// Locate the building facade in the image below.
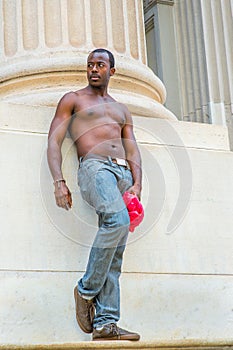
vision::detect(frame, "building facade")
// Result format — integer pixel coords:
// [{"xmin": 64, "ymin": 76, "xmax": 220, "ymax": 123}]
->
[
  {"xmin": 144, "ymin": 0, "xmax": 233, "ymax": 148},
  {"xmin": 0, "ymin": 0, "xmax": 233, "ymax": 348}
]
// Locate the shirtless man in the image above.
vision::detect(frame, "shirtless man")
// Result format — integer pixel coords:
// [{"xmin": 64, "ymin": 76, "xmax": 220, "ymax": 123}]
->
[{"xmin": 47, "ymin": 48, "xmax": 142, "ymax": 341}]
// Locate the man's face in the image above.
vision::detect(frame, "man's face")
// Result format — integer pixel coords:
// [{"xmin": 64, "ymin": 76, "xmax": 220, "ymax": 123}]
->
[{"xmin": 87, "ymin": 52, "xmax": 115, "ymax": 87}]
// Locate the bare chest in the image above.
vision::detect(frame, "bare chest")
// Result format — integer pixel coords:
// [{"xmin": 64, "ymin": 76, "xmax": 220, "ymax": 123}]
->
[{"xmin": 70, "ymin": 102, "xmax": 126, "ymax": 137}]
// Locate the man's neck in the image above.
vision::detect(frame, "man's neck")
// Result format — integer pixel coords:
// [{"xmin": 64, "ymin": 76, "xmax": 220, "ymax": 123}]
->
[{"xmin": 87, "ymin": 84, "xmax": 109, "ymax": 97}]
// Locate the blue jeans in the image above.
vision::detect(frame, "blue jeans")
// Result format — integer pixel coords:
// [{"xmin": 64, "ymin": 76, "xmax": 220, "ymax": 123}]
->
[{"xmin": 77, "ymin": 157, "xmax": 133, "ymax": 328}]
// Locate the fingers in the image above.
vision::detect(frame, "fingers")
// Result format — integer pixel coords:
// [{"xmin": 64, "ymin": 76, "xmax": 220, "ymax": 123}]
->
[
  {"xmin": 65, "ymin": 192, "xmax": 72, "ymax": 210},
  {"xmin": 56, "ymin": 196, "xmax": 72, "ymax": 210},
  {"xmin": 67, "ymin": 190, "xmax": 72, "ymax": 208},
  {"xmin": 127, "ymin": 186, "xmax": 141, "ymax": 201},
  {"xmin": 54, "ymin": 188, "xmax": 72, "ymax": 210},
  {"xmin": 55, "ymin": 196, "xmax": 67, "ymax": 209}
]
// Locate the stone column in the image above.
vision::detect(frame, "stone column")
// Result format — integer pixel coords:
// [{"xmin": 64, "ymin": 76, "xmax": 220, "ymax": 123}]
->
[
  {"xmin": 0, "ymin": 0, "xmax": 175, "ymax": 120},
  {"xmin": 174, "ymin": 0, "xmax": 233, "ymax": 131},
  {"xmin": 144, "ymin": 0, "xmax": 183, "ymax": 118}
]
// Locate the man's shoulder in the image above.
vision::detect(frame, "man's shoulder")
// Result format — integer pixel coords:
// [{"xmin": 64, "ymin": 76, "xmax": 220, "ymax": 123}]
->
[
  {"xmin": 61, "ymin": 89, "xmax": 85, "ymax": 101},
  {"xmin": 106, "ymin": 97, "xmax": 129, "ymax": 112},
  {"xmin": 58, "ymin": 88, "xmax": 88, "ymax": 108},
  {"xmin": 59, "ymin": 91, "xmax": 76, "ymax": 104},
  {"xmin": 117, "ymin": 101, "xmax": 130, "ymax": 115}
]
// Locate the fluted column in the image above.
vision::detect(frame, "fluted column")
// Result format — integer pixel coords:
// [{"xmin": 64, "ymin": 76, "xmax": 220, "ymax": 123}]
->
[
  {"xmin": 174, "ymin": 0, "xmax": 233, "ymax": 128},
  {"xmin": 0, "ymin": 0, "xmax": 176, "ymax": 120}
]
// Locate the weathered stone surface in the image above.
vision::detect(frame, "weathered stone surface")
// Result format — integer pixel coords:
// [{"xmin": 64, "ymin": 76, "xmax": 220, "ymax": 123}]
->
[{"xmin": 0, "ymin": 104, "xmax": 233, "ymax": 345}]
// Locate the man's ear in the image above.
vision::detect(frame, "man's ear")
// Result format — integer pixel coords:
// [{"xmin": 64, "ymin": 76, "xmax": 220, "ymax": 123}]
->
[{"xmin": 110, "ymin": 68, "xmax": 115, "ymax": 76}]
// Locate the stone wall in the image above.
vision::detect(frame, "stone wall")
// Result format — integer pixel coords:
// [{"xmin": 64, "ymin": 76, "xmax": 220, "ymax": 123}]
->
[{"xmin": 0, "ymin": 102, "xmax": 233, "ymax": 345}]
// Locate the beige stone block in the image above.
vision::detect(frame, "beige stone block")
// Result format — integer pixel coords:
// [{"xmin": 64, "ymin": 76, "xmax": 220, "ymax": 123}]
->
[
  {"xmin": 0, "ymin": 130, "xmax": 89, "ymax": 272},
  {"xmin": 124, "ymin": 143, "xmax": 233, "ymax": 273},
  {"xmin": 0, "ymin": 271, "xmax": 233, "ymax": 344},
  {"xmin": 0, "ymin": 271, "xmax": 85, "ymax": 344},
  {"xmin": 0, "ymin": 102, "xmax": 54, "ymax": 134},
  {"xmin": 0, "ymin": 103, "xmax": 229, "ymax": 150},
  {"xmin": 133, "ymin": 117, "xmax": 230, "ymax": 151},
  {"xmin": 121, "ymin": 273, "xmax": 233, "ymax": 341},
  {"xmin": 1, "ymin": 127, "xmax": 233, "ymax": 277}
]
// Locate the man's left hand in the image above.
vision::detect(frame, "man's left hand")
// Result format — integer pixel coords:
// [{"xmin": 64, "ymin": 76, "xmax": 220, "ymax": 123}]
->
[{"xmin": 127, "ymin": 184, "xmax": 141, "ymax": 201}]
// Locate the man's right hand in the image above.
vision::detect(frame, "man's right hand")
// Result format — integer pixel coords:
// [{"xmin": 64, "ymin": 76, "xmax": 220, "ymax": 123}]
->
[{"xmin": 54, "ymin": 181, "xmax": 72, "ymax": 210}]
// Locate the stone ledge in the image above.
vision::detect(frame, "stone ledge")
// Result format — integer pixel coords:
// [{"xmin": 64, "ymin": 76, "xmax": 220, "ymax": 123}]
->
[
  {"xmin": 0, "ymin": 102, "xmax": 230, "ymax": 151},
  {"xmin": 1, "ymin": 339, "xmax": 233, "ymax": 350}
]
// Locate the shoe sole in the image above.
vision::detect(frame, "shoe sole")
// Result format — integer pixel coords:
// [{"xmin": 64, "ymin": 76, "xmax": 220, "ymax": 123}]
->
[
  {"xmin": 93, "ymin": 337, "xmax": 140, "ymax": 341},
  {"xmin": 93, "ymin": 335, "xmax": 140, "ymax": 341},
  {"xmin": 74, "ymin": 287, "xmax": 94, "ymax": 334}
]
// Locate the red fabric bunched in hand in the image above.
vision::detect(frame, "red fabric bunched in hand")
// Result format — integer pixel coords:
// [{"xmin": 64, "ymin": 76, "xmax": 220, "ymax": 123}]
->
[{"xmin": 123, "ymin": 191, "xmax": 144, "ymax": 232}]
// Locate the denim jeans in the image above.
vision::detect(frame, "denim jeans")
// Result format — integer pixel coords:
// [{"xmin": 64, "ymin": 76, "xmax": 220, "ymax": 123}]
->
[{"xmin": 77, "ymin": 157, "xmax": 133, "ymax": 328}]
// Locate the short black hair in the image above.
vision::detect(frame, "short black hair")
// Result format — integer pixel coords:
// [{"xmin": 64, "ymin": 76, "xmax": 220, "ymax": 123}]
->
[{"xmin": 90, "ymin": 48, "xmax": 115, "ymax": 68}]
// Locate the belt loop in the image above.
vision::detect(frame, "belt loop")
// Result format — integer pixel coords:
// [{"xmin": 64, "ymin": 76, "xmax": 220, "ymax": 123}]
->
[
  {"xmin": 107, "ymin": 155, "xmax": 112, "ymax": 164},
  {"xmin": 79, "ymin": 156, "xmax": 83, "ymax": 168}
]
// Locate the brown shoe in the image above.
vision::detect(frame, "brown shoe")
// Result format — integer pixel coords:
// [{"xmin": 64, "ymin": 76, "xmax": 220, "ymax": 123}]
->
[
  {"xmin": 92, "ymin": 323, "xmax": 140, "ymax": 341},
  {"xmin": 74, "ymin": 286, "xmax": 95, "ymax": 333}
]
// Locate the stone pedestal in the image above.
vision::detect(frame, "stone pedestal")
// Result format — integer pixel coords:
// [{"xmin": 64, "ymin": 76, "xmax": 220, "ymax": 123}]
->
[{"xmin": 0, "ymin": 102, "xmax": 233, "ymax": 346}]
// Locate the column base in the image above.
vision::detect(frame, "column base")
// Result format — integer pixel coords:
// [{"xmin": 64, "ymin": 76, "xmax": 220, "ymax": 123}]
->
[{"xmin": 0, "ymin": 51, "xmax": 176, "ymax": 120}]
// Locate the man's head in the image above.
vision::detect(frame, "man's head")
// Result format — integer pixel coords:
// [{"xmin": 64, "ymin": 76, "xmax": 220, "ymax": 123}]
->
[
  {"xmin": 87, "ymin": 48, "xmax": 115, "ymax": 88},
  {"xmin": 90, "ymin": 48, "xmax": 115, "ymax": 68}
]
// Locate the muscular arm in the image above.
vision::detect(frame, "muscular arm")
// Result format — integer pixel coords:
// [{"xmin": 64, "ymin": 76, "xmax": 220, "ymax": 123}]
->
[
  {"xmin": 122, "ymin": 108, "xmax": 142, "ymax": 199},
  {"xmin": 47, "ymin": 93, "xmax": 75, "ymax": 209}
]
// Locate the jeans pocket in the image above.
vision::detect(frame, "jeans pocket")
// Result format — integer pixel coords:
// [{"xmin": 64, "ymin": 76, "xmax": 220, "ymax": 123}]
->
[{"xmin": 117, "ymin": 170, "xmax": 133, "ymax": 194}]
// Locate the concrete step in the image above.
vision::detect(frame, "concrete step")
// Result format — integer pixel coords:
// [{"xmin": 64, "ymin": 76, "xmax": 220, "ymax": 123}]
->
[{"xmin": 1, "ymin": 340, "xmax": 233, "ymax": 350}]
